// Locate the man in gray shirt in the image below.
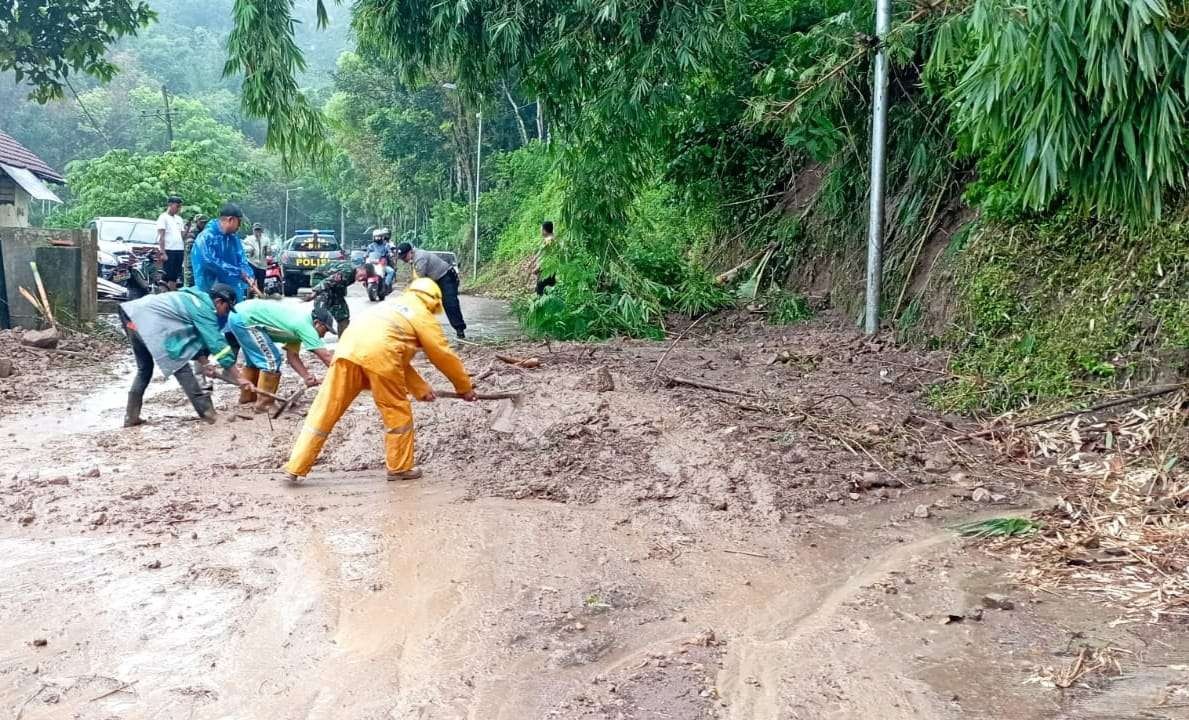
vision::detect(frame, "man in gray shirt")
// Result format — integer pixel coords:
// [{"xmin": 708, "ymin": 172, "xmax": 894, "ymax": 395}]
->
[{"xmin": 396, "ymin": 241, "xmax": 467, "ymax": 339}]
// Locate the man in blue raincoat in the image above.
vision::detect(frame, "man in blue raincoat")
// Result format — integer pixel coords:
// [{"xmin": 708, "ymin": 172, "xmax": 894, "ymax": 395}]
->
[{"xmin": 192, "ymin": 203, "xmax": 255, "ymax": 301}]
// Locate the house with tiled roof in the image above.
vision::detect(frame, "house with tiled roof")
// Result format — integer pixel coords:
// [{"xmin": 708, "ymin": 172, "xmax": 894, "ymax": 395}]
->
[{"xmin": 0, "ymin": 130, "xmax": 64, "ymax": 228}]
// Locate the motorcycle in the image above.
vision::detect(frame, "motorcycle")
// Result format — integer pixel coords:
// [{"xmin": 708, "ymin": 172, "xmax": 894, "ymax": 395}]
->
[
  {"xmin": 263, "ymin": 256, "xmax": 284, "ymax": 297},
  {"xmin": 115, "ymin": 248, "xmax": 166, "ymax": 301},
  {"xmin": 365, "ymin": 255, "xmax": 393, "ymax": 302}
]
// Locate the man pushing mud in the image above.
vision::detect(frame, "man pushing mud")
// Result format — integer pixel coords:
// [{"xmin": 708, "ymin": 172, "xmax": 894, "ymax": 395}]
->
[
  {"xmin": 119, "ymin": 283, "xmax": 252, "ymax": 426},
  {"xmin": 283, "ymin": 277, "xmax": 477, "ymax": 483}
]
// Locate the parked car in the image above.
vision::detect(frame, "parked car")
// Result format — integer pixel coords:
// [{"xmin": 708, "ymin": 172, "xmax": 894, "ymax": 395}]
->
[
  {"xmin": 276, "ymin": 230, "xmax": 346, "ymax": 296},
  {"xmin": 91, "ymin": 216, "xmax": 158, "ymax": 279}
]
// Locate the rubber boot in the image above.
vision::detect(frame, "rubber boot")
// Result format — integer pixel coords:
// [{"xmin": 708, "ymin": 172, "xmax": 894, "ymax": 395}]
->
[
  {"xmin": 124, "ymin": 391, "xmax": 145, "ymax": 427},
  {"xmin": 387, "ymin": 467, "xmax": 423, "ymax": 481},
  {"xmin": 255, "ymin": 371, "xmax": 281, "ymax": 414},
  {"xmin": 176, "ymin": 366, "xmax": 217, "ymax": 423},
  {"xmin": 239, "ymin": 367, "xmax": 260, "ymax": 404}
]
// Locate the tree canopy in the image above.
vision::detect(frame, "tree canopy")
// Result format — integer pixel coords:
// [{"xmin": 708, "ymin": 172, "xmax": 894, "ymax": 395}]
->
[{"xmin": 0, "ymin": 0, "xmax": 156, "ymax": 102}]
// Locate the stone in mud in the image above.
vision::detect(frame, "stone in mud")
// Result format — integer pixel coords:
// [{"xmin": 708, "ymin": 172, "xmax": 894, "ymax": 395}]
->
[
  {"xmin": 90, "ymin": 512, "xmax": 108, "ymax": 527},
  {"xmin": 19, "ymin": 512, "xmax": 35, "ymax": 526},
  {"xmin": 21, "ymin": 327, "xmax": 61, "ymax": 349},
  {"xmin": 31, "ymin": 638, "xmax": 47, "ymax": 647},
  {"xmin": 582, "ymin": 366, "xmax": 616, "ymax": 392},
  {"xmin": 82, "ymin": 466, "xmax": 101, "ymax": 479},
  {"xmin": 913, "ymin": 504, "xmax": 931, "ymax": 519},
  {"xmin": 971, "ymin": 487, "xmax": 992, "ymax": 503},
  {"xmin": 923, "ymin": 453, "xmax": 952, "ymax": 473},
  {"xmin": 0, "ymin": 358, "xmax": 12, "ymax": 378},
  {"xmin": 981, "ymin": 593, "xmax": 1014, "ymax": 611}
]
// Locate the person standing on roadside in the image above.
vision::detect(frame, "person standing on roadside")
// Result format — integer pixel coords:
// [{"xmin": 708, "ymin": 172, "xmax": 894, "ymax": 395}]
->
[
  {"xmin": 532, "ymin": 221, "xmax": 557, "ymax": 296},
  {"xmin": 192, "ymin": 203, "xmax": 255, "ymax": 302},
  {"xmin": 183, "ymin": 213, "xmax": 208, "ymax": 288},
  {"xmin": 157, "ymin": 195, "xmax": 186, "ymax": 290},
  {"xmin": 395, "ymin": 241, "xmax": 467, "ymax": 339}
]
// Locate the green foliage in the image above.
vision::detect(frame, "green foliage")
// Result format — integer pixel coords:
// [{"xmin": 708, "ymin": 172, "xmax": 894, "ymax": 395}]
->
[
  {"xmin": 0, "ymin": 0, "xmax": 156, "ymax": 102},
  {"xmin": 767, "ymin": 293, "xmax": 813, "ymax": 326},
  {"xmin": 933, "ymin": 215, "xmax": 1189, "ymax": 412},
  {"xmin": 46, "ymin": 142, "xmax": 257, "ymax": 226},
  {"xmin": 931, "ymin": 0, "xmax": 1189, "ymax": 223},
  {"xmin": 950, "ymin": 517, "xmax": 1039, "ymax": 539},
  {"xmin": 225, "ymin": 0, "xmax": 331, "ymax": 163}
]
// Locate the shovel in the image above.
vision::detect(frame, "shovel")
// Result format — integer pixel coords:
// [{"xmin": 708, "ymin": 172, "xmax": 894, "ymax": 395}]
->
[
  {"xmin": 437, "ymin": 390, "xmax": 524, "ymax": 434},
  {"xmin": 213, "ymin": 369, "xmax": 306, "ymax": 419}
]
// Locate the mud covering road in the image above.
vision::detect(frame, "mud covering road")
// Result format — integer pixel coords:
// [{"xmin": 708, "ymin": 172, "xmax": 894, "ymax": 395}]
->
[{"xmin": 1, "ymin": 298, "xmax": 1185, "ymax": 719}]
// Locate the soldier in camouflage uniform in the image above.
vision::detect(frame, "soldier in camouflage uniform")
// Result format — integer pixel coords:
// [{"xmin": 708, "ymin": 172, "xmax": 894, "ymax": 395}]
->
[
  {"xmin": 305, "ymin": 259, "xmax": 358, "ymax": 336},
  {"xmin": 182, "ymin": 214, "xmax": 208, "ymax": 288}
]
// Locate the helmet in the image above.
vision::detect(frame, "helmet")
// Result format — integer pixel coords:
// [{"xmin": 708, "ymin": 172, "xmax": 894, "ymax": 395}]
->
[
  {"xmin": 407, "ymin": 277, "xmax": 442, "ymax": 314},
  {"xmin": 252, "ymin": 223, "xmax": 264, "ymax": 232},
  {"xmin": 372, "ymin": 227, "xmax": 391, "ymax": 241}
]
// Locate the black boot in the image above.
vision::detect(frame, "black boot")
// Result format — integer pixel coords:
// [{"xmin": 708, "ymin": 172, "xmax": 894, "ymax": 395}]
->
[
  {"xmin": 124, "ymin": 391, "xmax": 145, "ymax": 427},
  {"xmin": 175, "ymin": 365, "xmax": 217, "ymax": 423}
]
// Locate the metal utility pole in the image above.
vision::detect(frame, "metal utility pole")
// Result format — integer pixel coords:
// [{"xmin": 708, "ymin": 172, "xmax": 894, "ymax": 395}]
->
[
  {"xmin": 864, "ymin": 0, "xmax": 891, "ymax": 335},
  {"xmin": 473, "ymin": 110, "xmax": 482, "ymax": 279},
  {"xmin": 340, "ymin": 203, "xmax": 345, "ymax": 242}
]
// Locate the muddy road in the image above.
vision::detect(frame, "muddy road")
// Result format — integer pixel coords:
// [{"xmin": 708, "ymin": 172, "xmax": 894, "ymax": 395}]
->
[{"xmin": 1, "ymin": 299, "xmax": 1184, "ymax": 719}]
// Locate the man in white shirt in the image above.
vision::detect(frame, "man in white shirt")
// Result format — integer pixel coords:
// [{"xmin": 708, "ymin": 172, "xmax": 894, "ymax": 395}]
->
[{"xmin": 157, "ymin": 195, "xmax": 186, "ymax": 290}]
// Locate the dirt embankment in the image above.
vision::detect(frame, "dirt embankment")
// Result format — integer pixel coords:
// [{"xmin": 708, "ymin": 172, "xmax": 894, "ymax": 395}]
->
[{"xmin": 1, "ymin": 312, "xmax": 1185, "ymax": 720}]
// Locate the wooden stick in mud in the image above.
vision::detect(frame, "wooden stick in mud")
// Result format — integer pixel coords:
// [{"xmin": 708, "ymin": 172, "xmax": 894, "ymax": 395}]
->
[
  {"xmin": 949, "ymin": 383, "xmax": 1187, "ymax": 442},
  {"xmin": 654, "ymin": 312, "xmax": 710, "ymax": 377},
  {"xmin": 496, "ymin": 354, "xmax": 540, "ymax": 369},
  {"xmin": 438, "ymin": 390, "xmax": 523, "ymax": 401},
  {"xmin": 661, "ymin": 375, "xmax": 765, "ymax": 400}
]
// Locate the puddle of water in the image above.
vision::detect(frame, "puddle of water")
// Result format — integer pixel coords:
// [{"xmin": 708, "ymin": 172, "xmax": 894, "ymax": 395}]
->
[{"xmin": 0, "ymin": 358, "xmax": 174, "ymax": 436}]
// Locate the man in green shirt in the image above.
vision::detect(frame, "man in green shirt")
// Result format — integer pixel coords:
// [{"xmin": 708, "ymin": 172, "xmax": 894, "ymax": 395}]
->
[{"xmin": 227, "ymin": 299, "xmax": 336, "ymax": 413}]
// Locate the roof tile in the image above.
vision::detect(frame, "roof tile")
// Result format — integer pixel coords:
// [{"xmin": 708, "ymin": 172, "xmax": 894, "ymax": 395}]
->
[{"xmin": 0, "ymin": 130, "xmax": 64, "ymax": 184}]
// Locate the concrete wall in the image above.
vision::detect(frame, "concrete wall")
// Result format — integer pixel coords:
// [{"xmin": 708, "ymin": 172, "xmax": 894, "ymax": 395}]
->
[
  {"xmin": 0, "ymin": 227, "xmax": 97, "ymax": 329},
  {"xmin": 0, "ymin": 183, "xmax": 31, "ymax": 228}
]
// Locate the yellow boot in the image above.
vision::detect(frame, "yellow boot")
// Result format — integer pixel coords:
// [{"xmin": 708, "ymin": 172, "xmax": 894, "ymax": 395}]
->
[
  {"xmin": 255, "ymin": 371, "xmax": 282, "ymax": 414},
  {"xmin": 239, "ymin": 367, "xmax": 260, "ymax": 404}
]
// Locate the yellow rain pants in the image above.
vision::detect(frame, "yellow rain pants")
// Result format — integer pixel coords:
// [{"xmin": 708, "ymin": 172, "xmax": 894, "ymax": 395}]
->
[
  {"xmin": 284, "ymin": 356, "xmax": 416, "ymax": 475},
  {"xmin": 283, "ymin": 282, "xmax": 473, "ymax": 478}
]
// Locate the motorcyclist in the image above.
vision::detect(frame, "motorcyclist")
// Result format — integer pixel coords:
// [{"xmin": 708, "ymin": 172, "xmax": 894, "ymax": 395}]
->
[{"xmin": 365, "ymin": 228, "xmax": 396, "ymax": 290}]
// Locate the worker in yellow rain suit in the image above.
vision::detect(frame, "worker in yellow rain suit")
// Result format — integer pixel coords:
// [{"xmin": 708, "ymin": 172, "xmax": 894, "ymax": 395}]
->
[{"xmin": 282, "ymin": 277, "xmax": 478, "ymax": 483}]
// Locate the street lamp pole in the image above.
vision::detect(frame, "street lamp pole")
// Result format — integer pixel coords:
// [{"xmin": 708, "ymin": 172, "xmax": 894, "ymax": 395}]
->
[
  {"xmin": 283, "ymin": 186, "xmax": 303, "ymax": 240},
  {"xmin": 473, "ymin": 111, "xmax": 482, "ymax": 279}
]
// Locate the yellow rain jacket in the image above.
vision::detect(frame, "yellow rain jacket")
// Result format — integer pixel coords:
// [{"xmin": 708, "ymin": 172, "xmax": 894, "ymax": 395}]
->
[{"xmin": 284, "ymin": 281, "xmax": 472, "ymax": 477}]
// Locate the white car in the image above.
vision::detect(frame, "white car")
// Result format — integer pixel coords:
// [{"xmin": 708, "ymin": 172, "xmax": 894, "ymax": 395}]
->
[{"xmin": 91, "ymin": 216, "xmax": 159, "ymax": 278}]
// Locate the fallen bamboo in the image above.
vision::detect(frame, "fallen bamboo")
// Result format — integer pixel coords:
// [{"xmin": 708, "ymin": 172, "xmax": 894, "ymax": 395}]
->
[
  {"xmin": 29, "ymin": 261, "xmax": 55, "ymax": 325},
  {"xmin": 496, "ymin": 354, "xmax": 540, "ymax": 369},
  {"xmin": 714, "ymin": 242, "xmax": 777, "ymax": 286},
  {"xmin": 17, "ymin": 286, "xmax": 47, "ymax": 317},
  {"xmin": 949, "ymin": 384, "xmax": 1187, "ymax": 442}
]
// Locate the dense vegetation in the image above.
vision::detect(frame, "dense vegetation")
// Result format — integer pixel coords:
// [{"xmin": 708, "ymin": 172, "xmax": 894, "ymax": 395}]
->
[{"xmin": 4, "ymin": 0, "xmax": 1187, "ymax": 410}]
